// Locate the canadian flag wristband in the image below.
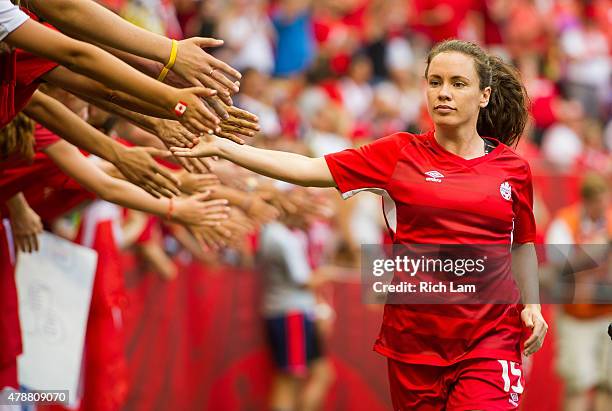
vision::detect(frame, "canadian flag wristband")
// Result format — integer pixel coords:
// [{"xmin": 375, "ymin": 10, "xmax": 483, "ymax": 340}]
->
[{"xmin": 174, "ymin": 101, "xmax": 188, "ymax": 117}]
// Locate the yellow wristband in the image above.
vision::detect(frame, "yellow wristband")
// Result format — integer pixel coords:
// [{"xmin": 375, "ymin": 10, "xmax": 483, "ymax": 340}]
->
[{"xmin": 157, "ymin": 39, "xmax": 178, "ymax": 82}]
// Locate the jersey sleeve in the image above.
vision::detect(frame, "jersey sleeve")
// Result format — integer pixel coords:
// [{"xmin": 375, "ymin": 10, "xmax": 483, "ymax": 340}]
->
[
  {"xmin": 512, "ymin": 163, "xmax": 536, "ymax": 244},
  {"xmin": 324, "ymin": 133, "xmax": 406, "ymax": 199}
]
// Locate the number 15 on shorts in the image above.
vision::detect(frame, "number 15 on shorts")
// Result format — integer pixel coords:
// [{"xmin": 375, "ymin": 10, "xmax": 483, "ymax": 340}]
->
[{"xmin": 498, "ymin": 360, "xmax": 523, "ymax": 406}]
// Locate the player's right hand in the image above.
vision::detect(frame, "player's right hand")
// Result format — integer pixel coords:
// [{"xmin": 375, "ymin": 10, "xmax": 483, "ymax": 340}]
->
[{"xmin": 170, "ymin": 134, "xmax": 221, "ymax": 158}]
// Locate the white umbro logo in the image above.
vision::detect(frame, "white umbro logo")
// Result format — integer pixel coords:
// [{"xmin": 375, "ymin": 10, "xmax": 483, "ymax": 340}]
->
[
  {"xmin": 424, "ymin": 170, "xmax": 444, "ymax": 183},
  {"xmin": 500, "ymin": 181, "xmax": 512, "ymax": 201}
]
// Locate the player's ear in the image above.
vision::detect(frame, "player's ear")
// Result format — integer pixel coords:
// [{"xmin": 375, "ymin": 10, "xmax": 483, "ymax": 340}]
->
[{"xmin": 480, "ymin": 86, "xmax": 491, "ymax": 108}]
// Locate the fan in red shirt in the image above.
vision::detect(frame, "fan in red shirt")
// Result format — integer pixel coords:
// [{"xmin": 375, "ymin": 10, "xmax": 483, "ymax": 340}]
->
[
  {"xmin": 0, "ymin": 10, "xmax": 59, "ymax": 129},
  {"xmin": 410, "ymin": 0, "xmax": 477, "ymax": 44},
  {"xmin": 171, "ymin": 39, "xmax": 548, "ymax": 410}
]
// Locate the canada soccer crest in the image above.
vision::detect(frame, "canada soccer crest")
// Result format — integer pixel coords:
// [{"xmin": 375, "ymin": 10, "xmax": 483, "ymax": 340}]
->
[{"xmin": 500, "ymin": 181, "xmax": 512, "ymax": 201}]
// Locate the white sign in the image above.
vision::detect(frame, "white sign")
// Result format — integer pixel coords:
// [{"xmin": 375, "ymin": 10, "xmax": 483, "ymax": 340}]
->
[{"xmin": 15, "ymin": 232, "xmax": 97, "ymax": 407}]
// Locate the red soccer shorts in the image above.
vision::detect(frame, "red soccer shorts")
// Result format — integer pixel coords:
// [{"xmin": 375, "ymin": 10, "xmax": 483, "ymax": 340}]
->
[{"xmin": 387, "ymin": 357, "xmax": 524, "ymax": 410}]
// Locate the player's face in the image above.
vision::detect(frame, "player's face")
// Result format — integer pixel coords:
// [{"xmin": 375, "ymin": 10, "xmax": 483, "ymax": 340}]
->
[{"xmin": 426, "ymin": 52, "xmax": 490, "ymax": 129}]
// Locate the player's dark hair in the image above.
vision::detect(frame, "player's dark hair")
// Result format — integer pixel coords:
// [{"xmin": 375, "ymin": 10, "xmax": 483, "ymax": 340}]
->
[{"xmin": 425, "ymin": 39, "xmax": 529, "ymax": 147}]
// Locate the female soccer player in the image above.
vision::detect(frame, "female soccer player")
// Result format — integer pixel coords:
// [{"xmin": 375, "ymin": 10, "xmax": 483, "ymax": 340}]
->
[{"xmin": 172, "ymin": 39, "xmax": 549, "ymax": 410}]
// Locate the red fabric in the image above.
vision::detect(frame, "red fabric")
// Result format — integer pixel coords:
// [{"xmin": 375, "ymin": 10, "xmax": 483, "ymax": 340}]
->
[
  {"xmin": 120, "ymin": 208, "xmax": 158, "ymax": 245},
  {"xmin": 0, "ymin": 359, "xmax": 18, "ymax": 390},
  {"xmin": 0, "ymin": 154, "xmax": 93, "ymax": 218},
  {"xmin": 311, "ymin": 17, "xmax": 353, "ymax": 75},
  {"xmin": 75, "ymin": 217, "xmax": 128, "ymax": 411},
  {"xmin": 0, "ymin": 222, "xmax": 21, "ymax": 368},
  {"xmin": 519, "ymin": 304, "xmax": 564, "ymax": 411},
  {"xmin": 25, "ymin": 182, "xmax": 95, "ymax": 223},
  {"xmin": 38, "ymin": 211, "xmax": 128, "ymax": 411},
  {"xmin": 325, "ymin": 131, "xmax": 536, "ymax": 244},
  {"xmin": 134, "ymin": 215, "xmax": 158, "ymax": 244},
  {"xmin": 318, "ymin": 81, "xmax": 343, "ymax": 104},
  {"xmin": 0, "ymin": 11, "xmax": 59, "ymax": 129},
  {"xmin": 0, "ymin": 126, "xmax": 87, "ymax": 387},
  {"xmin": 411, "ymin": 0, "xmax": 476, "ymax": 43},
  {"xmin": 95, "ymin": 0, "xmax": 126, "ymax": 12},
  {"xmin": 73, "ymin": 254, "xmax": 562, "ymax": 410},
  {"xmin": 0, "ymin": 153, "xmax": 54, "ymax": 200},
  {"xmin": 14, "ymin": 48, "xmax": 59, "ymax": 88},
  {"xmin": 324, "ymin": 131, "xmax": 536, "ymax": 366},
  {"xmin": 505, "ymin": 0, "xmax": 550, "ymax": 58},
  {"xmin": 387, "ymin": 357, "xmax": 525, "ymax": 410},
  {"xmin": 0, "ymin": 51, "xmax": 18, "ymax": 129},
  {"xmin": 480, "ymin": 0, "xmax": 504, "ymax": 45},
  {"xmin": 31, "ymin": 123, "xmax": 61, "ymax": 151},
  {"xmin": 0, "ymin": 125, "xmax": 89, "ymax": 208},
  {"xmin": 529, "ymin": 80, "xmax": 559, "ymax": 129},
  {"xmin": 286, "ymin": 311, "xmax": 306, "ymax": 375}
]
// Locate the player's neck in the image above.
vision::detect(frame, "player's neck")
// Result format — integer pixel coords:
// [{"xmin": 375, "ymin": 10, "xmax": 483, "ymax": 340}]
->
[{"xmin": 434, "ymin": 126, "xmax": 485, "ymax": 160}]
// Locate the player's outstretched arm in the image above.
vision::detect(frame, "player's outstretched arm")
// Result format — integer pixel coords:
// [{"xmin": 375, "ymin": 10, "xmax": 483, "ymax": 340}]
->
[{"xmin": 171, "ymin": 136, "xmax": 336, "ymax": 188}]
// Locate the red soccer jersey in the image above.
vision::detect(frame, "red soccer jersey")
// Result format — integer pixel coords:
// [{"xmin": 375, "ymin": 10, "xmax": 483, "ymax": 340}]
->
[{"xmin": 324, "ymin": 131, "xmax": 536, "ymax": 366}]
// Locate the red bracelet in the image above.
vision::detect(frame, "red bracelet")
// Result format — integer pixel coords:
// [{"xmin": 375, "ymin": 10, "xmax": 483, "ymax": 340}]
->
[
  {"xmin": 174, "ymin": 101, "xmax": 188, "ymax": 117},
  {"xmin": 166, "ymin": 197, "xmax": 174, "ymax": 221}
]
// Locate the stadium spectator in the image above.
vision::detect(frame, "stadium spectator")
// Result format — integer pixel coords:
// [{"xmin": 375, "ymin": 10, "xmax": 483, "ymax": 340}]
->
[
  {"xmin": 559, "ymin": 4, "xmax": 611, "ymax": 119},
  {"xmin": 272, "ymin": 0, "xmax": 316, "ymax": 77},
  {"xmin": 338, "ymin": 52, "xmax": 374, "ymax": 121},
  {"xmin": 234, "ymin": 68, "xmax": 282, "ymax": 138},
  {"xmin": 259, "ymin": 188, "xmax": 335, "ymax": 411},
  {"xmin": 216, "ymin": 0, "xmax": 275, "ymax": 74}
]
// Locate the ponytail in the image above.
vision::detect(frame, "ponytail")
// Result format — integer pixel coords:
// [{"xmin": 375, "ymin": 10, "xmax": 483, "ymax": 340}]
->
[{"xmin": 425, "ymin": 40, "xmax": 529, "ymax": 146}]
